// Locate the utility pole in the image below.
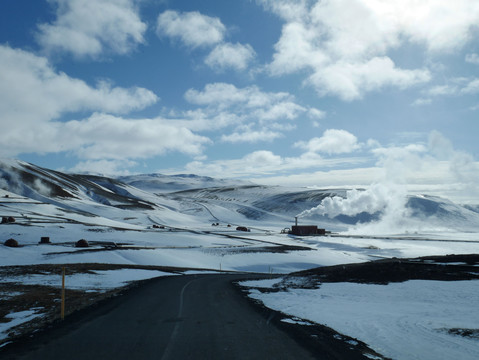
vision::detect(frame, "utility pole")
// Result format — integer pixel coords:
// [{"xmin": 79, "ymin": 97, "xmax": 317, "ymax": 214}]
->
[{"xmin": 61, "ymin": 267, "xmax": 65, "ymax": 320}]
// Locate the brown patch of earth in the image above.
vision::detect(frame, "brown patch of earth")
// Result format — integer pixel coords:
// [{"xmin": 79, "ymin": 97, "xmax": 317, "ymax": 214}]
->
[{"xmin": 287, "ymin": 254, "xmax": 479, "ymax": 286}]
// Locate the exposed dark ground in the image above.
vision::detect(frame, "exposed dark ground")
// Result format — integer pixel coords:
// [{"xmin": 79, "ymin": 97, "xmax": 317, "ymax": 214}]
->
[{"xmin": 287, "ymin": 253, "xmax": 479, "ymax": 286}]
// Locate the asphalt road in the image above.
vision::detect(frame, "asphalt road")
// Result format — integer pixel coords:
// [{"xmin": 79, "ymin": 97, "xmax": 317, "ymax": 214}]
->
[{"xmin": 2, "ymin": 273, "xmax": 323, "ymax": 360}]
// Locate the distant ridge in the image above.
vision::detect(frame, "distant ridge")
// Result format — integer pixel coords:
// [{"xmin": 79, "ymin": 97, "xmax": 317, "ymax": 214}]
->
[
  {"xmin": 1, "ymin": 158, "xmax": 479, "ymax": 232},
  {"xmin": 117, "ymin": 173, "xmax": 252, "ymax": 193}
]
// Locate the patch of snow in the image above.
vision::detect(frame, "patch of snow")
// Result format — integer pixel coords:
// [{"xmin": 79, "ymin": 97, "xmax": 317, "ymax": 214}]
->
[
  {"xmin": 363, "ymin": 353, "xmax": 384, "ymax": 360},
  {"xmin": 244, "ymin": 280, "xmax": 479, "ymax": 360},
  {"xmin": 281, "ymin": 318, "xmax": 313, "ymax": 326},
  {"xmin": 238, "ymin": 278, "xmax": 281, "ymax": 289},
  {"xmin": 0, "ymin": 309, "xmax": 44, "ymax": 342}
]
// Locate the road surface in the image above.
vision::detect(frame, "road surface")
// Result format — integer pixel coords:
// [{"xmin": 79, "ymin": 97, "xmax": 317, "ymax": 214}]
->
[{"xmin": 1, "ymin": 274, "xmax": 367, "ymax": 359}]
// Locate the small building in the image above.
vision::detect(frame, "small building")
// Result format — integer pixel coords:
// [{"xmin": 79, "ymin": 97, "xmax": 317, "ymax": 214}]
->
[
  {"xmin": 39, "ymin": 236, "xmax": 51, "ymax": 244},
  {"xmin": 290, "ymin": 225, "xmax": 326, "ymax": 236},
  {"xmin": 288, "ymin": 217, "xmax": 326, "ymax": 236},
  {"xmin": 75, "ymin": 239, "xmax": 89, "ymax": 248}
]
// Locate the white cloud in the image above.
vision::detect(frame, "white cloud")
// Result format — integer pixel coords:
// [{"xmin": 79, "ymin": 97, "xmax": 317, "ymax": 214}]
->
[
  {"xmin": 68, "ymin": 159, "xmax": 138, "ymax": 175},
  {"xmin": 253, "ymin": 167, "xmax": 382, "ymax": 189},
  {"xmin": 0, "ymin": 45, "xmax": 212, "ymax": 162},
  {"xmin": 244, "ymin": 150, "xmax": 283, "ymax": 167},
  {"xmin": 365, "ymin": 133, "xmax": 479, "ymax": 205},
  {"xmin": 398, "ymin": 1, "xmax": 479, "ymax": 52},
  {"xmin": 428, "ymin": 131, "xmax": 479, "ymax": 190},
  {"xmin": 180, "ymin": 147, "xmax": 367, "ymax": 180},
  {"xmin": 268, "ymin": 21, "xmax": 327, "ymax": 76},
  {"xmin": 466, "ymin": 53, "xmax": 479, "ymax": 65},
  {"xmin": 205, "ymin": 43, "xmax": 256, "ymax": 71},
  {"xmin": 308, "ymin": 108, "xmax": 326, "ymax": 119},
  {"xmin": 428, "ymin": 130, "xmax": 454, "ymax": 160},
  {"xmin": 156, "ymin": 10, "xmax": 256, "ymax": 72},
  {"xmin": 253, "ymin": 101, "xmax": 306, "ymax": 122},
  {"xmin": 156, "ymin": 10, "xmax": 225, "ymax": 48},
  {"xmin": 0, "ymin": 111, "xmax": 210, "ymax": 161},
  {"xmin": 185, "ymin": 83, "xmax": 292, "ymax": 110},
  {"xmin": 221, "ymin": 127, "xmax": 283, "ymax": 143},
  {"xmin": 260, "ymin": 0, "xmax": 479, "ymax": 100},
  {"xmin": 461, "ymin": 78, "xmax": 479, "ymax": 94},
  {"xmin": 185, "ymin": 83, "xmax": 253, "ymax": 107},
  {"xmin": 309, "ymin": 0, "xmax": 399, "ymax": 60},
  {"xmin": 0, "ymin": 45, "xmax": 157, "ymax": 126},
  {"xmin": 37, "ymin": 0, "xmax": 146, "ymax": 58},
  {"xmin": 256, "ymin": 0, "xmax": 309, "ymax": 22},
  {"xmin": 183, "ymin": 82, "xmax": 314, "ymax": 142},
  {"xmin": 372, "ymin": 143, "xmax": 428, "ymax": 183},
  {"xmin": 428, "ymin": 84, "xmax": 459, "ymax": 96},
  {"xmin": 307, "ymin": 57, "xmax": 430, "ymax": 101},
  {"xmin": 64, "ymin": 113, "xmax": 210, "ymax": 160},
  {"xmin": 427, "ymin": 77, "xmax": 479, "ymax": 97},
  {"xmin": 184, "ymin": 83, "xmax": 308, "ymax": 123},
  {"xmin": 411, "ymin": 98, "xmax": 432, "ymax": 106},
  {"xmin": 295, "ymin": 129, "xmax": 361, "ymax": 155},
  {"xmin": 172, "ymin": 130, "xmax": 479, "ymax": 203}
]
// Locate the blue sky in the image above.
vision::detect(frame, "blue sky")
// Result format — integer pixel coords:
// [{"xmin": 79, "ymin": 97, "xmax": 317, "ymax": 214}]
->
[{"xmin": 0, "ymin": 0, "xmax": 478, "ymax": 202}]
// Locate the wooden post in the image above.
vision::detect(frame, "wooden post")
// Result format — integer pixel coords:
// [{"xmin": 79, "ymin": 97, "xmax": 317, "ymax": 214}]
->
[{"xmin": 61, "ymin": 267, "xmax": 65, "ymax": 320}]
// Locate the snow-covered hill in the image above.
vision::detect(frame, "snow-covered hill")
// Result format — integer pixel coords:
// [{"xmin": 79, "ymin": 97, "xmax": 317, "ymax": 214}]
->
[
  {"xmin": 118, "ymin": 173, "xmax": 252, "ymax": 193},
  {"xmin": 1, "ymin": 158, "xmax": 479, "ymax": 233}
]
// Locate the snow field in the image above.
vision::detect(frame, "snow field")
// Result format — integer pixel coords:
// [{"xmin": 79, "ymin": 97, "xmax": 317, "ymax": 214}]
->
[{"xmin": 242, "ymin": 279, "xmax": 479, "ymax": 360}]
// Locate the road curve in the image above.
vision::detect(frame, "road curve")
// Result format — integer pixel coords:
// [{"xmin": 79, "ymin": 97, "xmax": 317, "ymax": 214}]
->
[{"xmin": 2, "ymin": 273, "xmax": 322, "ymax": 360}]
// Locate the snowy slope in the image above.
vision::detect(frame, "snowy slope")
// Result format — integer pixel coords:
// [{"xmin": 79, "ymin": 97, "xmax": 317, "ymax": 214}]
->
[
  {"xmin": 1, "ymin": 158, "xmax": 478, "ymax": 275},
  {"xmin": 2, "ymin": 159, "xmax": 479, "ymax": 233},
  {"xmin": 118, "ymin": 173, "xmax": 252, "ymax": 193},
  {"xmin": 406, "ymin": 194, "xmax": 479, "ymax": 230}
]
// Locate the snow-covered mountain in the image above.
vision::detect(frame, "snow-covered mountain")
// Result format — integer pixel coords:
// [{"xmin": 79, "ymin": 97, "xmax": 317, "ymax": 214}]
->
[
  {"xmin": 118, "ymin": 173, "xmax": 253, "ymax": 193},
  {"xmin": 1, "ymin": 158, "xmax": 479, "ymax": 233}
]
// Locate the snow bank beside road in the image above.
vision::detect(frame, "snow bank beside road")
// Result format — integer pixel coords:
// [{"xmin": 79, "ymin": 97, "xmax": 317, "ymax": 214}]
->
[{"xmin": 242, "ymin": 279, "xmax": 479, "ymax": 360}]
